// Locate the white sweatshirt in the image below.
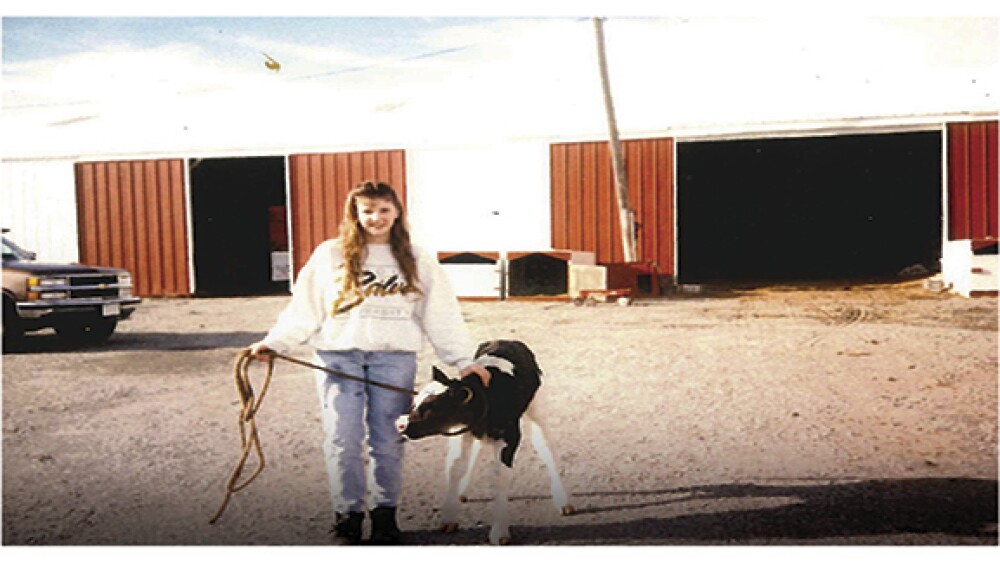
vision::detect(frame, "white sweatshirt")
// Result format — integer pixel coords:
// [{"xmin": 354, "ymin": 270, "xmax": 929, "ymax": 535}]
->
[{"xmin": 261, "ymin": 240, "xmax": 475, "ymax": 370}]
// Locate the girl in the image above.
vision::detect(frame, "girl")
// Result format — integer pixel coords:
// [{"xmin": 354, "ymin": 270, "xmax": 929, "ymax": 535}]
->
[{"xmin": 247, "ymin": 180, "xmax": 489, "ymax": 545}]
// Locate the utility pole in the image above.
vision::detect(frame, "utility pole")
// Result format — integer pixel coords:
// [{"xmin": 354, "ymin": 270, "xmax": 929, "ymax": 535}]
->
[{"xmin": 593, "ymin": 16, "xmax": 637, "ymax": 263}]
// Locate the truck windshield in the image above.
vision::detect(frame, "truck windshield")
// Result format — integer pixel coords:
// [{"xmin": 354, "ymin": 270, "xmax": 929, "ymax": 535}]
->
[{"xmin": 2, "ymin": 237, "xmax": 35, "ymax": 262}]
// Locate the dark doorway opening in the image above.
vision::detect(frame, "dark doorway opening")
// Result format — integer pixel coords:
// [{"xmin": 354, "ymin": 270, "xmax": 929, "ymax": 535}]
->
[
  {"xmin": 677, "ymin": 131, "xmax": 943, "ymax": 284},
  {"xmin": 507, "ymin": 253, "xmax": 569, "ymax": 297},
  {"xmin": 190, "ymin": 157, "xmax": 289, "ymax": 296}
]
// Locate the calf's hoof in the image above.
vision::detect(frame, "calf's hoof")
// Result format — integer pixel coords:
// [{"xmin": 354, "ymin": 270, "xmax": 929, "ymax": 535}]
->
[
  {"xmin": 561, "ymin": 505, "xmax": 576, "ymax": 516},
  {"xmin": 440, "ymin": 522, "xmax": 460, "ymax": 534}
]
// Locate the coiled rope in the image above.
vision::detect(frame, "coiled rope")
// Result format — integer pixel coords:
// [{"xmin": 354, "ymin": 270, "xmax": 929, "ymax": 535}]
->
[
  {"xmin": 208, "ymin": 349, "xmax": 273, "ymax": 524},
  {"xmin": 209, "ymin": 349, "xmax": 417, "ymax": 524}
]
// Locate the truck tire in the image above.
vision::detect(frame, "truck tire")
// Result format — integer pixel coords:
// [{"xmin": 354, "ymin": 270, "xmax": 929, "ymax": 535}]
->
[
  {"xmin": 2, "ymin": 295, "xmax": 25, "ymax": 352},
  {"xmin": 55, "ymin": 317, "xmax": 118, "ymax": 344}
]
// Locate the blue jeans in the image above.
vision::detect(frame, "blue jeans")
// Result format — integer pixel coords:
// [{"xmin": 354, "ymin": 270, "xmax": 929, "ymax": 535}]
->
[{"xmin": 314, "ymin": 350, "xmax": 417, "ymax": 514}]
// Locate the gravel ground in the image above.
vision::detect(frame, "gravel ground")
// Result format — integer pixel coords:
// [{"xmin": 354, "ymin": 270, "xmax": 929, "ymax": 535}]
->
[{"xmin": 2, "ymin": 280, "xmax": 997, "ymax": 553}]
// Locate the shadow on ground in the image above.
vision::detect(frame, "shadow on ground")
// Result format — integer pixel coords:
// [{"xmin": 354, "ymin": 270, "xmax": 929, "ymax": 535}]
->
[
  {"xmin": 403, "ymin": 478, "xmax": 998, "ymax": 545},
  {"xmin": 2, "ymin": 331, "xmax": 263, "ymax": 354}
]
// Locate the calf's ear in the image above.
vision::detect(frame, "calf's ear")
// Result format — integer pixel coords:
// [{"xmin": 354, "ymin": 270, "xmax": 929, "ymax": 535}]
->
[{"xmin": 432, "ymin": 366, "xmax": 452, "ymax": 385}]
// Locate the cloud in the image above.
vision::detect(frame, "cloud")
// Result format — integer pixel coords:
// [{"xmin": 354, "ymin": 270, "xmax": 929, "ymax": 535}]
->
[{"xmin": 5, "ymin": 44, "xmax": 245, "ymax": 109}]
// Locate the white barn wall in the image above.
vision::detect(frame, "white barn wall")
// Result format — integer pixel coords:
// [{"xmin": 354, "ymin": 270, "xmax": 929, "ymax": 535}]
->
[
  {"xmin": 1, "ymin": 160, "xmax": 80, "ymax": 263},
  {"xmin": 407, "ymin": 142, "xmax": 551, "ymax": 253},
  {"xmin": 0, "ymin": 141, "xmax": 555, "ymax": 283}
]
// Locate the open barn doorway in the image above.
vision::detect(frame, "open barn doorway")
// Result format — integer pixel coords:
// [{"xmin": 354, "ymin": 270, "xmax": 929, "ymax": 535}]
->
[
  {"xmin": 190, "ymin": 156, "xmax": 289, "ymax": 296},
  {"xmin": 676, "ymin": 131, "xmax": 943, "ymax": 284}
]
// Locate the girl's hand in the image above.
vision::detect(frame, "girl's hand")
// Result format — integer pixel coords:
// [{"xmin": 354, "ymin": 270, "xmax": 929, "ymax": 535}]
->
[
  {"xmin": 246, "ymin": 342, "xmax": 274, "ymax": 362},
  {"xmin": 460, "ymin": 364, "xmax": 492, "ymax": 387}
]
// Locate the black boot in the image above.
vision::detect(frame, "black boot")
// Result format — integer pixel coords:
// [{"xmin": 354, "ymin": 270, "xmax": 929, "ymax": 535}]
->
[
  {"xmin": 369, "ymin": 506, "xmax": 402, "ymax": 545},
  {"xmin": 332, "ymin": 511, "xmax": 364, "ymax": 545}
]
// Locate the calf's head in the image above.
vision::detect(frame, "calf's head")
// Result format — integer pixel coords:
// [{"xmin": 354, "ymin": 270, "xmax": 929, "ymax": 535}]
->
[{"xmin": 396, "ymin": 366, "xmax": 478, "ymax": 440}]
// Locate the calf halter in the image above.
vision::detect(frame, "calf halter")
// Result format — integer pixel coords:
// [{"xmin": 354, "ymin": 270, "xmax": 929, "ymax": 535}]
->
[
  {"xmin": 441, "ymin": 384, "xmax": 489, "ymax": 436},
  {"xmin": 439, "ymin": 356, "xmax": 510, "ymax": 436}
]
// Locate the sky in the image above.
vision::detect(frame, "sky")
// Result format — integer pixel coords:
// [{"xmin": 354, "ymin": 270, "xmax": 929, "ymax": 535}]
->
[
  {"xmin": 0, "ymin": 2, "xmax": 997, "ymax": 158},
  {"xmin": 2, "ymin": 16, "xmax": 494, "ymax": 67},
  {"xmin": 1, "ymin": 16, "xmax": 514, "ymax": 108}
]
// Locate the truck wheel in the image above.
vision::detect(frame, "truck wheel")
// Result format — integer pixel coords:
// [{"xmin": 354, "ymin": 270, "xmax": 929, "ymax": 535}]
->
[
  {"xmin": 55, "ymin": 317, "xmax": 118, "ymax": 344},
  {"xmin": 2, "ymin": 296, "xmax": 25, "ymax": 352}
]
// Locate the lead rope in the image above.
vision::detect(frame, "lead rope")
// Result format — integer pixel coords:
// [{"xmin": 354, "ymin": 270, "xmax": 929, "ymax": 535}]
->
[
  {"xmin": 270, "ymin": 351, "xmax": 418, "ymax": 396},
  {"xmin": 208, "ymin": 349, "xmax": 418, "ymax": 524},
  {"xmin": 209, "ymin": 349, "xmax": 274, "ymax": 524}
]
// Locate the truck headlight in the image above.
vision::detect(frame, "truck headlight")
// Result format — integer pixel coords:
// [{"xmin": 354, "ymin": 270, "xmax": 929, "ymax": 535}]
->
[
  {"xmin": 27, "ymin": 277, "xmax": 69, "ymax": 300},
  {"xmin": 28, "ymin": 276, "xmax": 69, "ymax": 288},
  {"xmin": 119, "ymin": 274, "xmax": 134, "ymax": 297}
]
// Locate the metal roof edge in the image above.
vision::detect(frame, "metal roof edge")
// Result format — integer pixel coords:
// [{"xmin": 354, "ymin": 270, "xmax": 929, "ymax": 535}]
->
[
  {"xmin": 539, "ymin": 111, "xmax": 1000, "ymax": 145},
  {"xmin": 2, "ymin": 110, "xmax": 997, "ymax": 163}
]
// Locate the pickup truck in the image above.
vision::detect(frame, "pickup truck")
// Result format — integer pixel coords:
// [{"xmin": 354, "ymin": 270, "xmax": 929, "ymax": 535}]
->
[{"xmin": 2, "ymin": 231, "xmax": 141, "ymax": 349}]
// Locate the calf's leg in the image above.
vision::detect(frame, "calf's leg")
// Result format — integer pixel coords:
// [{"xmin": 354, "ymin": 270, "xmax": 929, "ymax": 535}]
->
[
  {"xmin": 440, "ymin": 433, "xmax": 475, "ymax": 532},
  {"xmin": 488, "ymin": 441, "xmax": 515, "ymax": 545},
  {"xmin": 525, "ymin": 396, "xmax": 574, "ymax": 515},
  {"xmin": 457, "ymin": 439, "xmax": 482, "ymax": 502}
]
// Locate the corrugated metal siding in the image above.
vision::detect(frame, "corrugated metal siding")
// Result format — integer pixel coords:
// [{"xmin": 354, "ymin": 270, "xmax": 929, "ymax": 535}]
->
[
  {"xmin": 75, "ymin": 159, "xmax": 191, "ymax": 297},
  {"xmin": 948, "ymin": 121, "xmax": 998, "ymax": 242},
  {"xmin": 288, "ymin": 150, "xmax": 407, "ymax": 276},
  {"xmin": 551, "ymin": 138, "xmax": 675, "ymax": 273}
]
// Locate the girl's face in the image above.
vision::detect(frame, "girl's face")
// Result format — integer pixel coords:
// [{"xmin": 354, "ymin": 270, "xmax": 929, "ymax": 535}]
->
[{"xmin": 355, "ymin": 195, "xmax": 400, "ymax": 244}]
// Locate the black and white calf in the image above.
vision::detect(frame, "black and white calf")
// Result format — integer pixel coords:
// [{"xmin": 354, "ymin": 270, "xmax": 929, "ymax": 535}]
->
[{"xmin": 396, "ymin": 339, "xmax": 574, "ymax": 545}]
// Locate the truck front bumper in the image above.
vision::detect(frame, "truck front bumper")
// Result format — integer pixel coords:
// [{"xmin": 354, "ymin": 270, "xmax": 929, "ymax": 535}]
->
[{"xmin": 16, "ymin": 297, "xmax": 142, "ymax": 320}]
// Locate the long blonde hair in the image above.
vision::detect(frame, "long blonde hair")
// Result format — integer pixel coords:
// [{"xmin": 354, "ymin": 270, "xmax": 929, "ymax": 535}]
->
[{"xmin": 333, "ymin": 181, "xmax": 420, "ymax": 313}]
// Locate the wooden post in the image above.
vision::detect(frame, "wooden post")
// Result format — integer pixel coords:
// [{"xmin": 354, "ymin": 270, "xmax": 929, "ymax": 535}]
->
[{"xmin": 593, "ymin": 17, "xmax": 637, "ymax": 263}]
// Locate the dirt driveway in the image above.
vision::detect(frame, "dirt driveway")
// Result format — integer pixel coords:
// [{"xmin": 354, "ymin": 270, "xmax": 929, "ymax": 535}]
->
[{"xmin": 2, "ymin": 280, "xmax": 997, "ymax": 547}]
